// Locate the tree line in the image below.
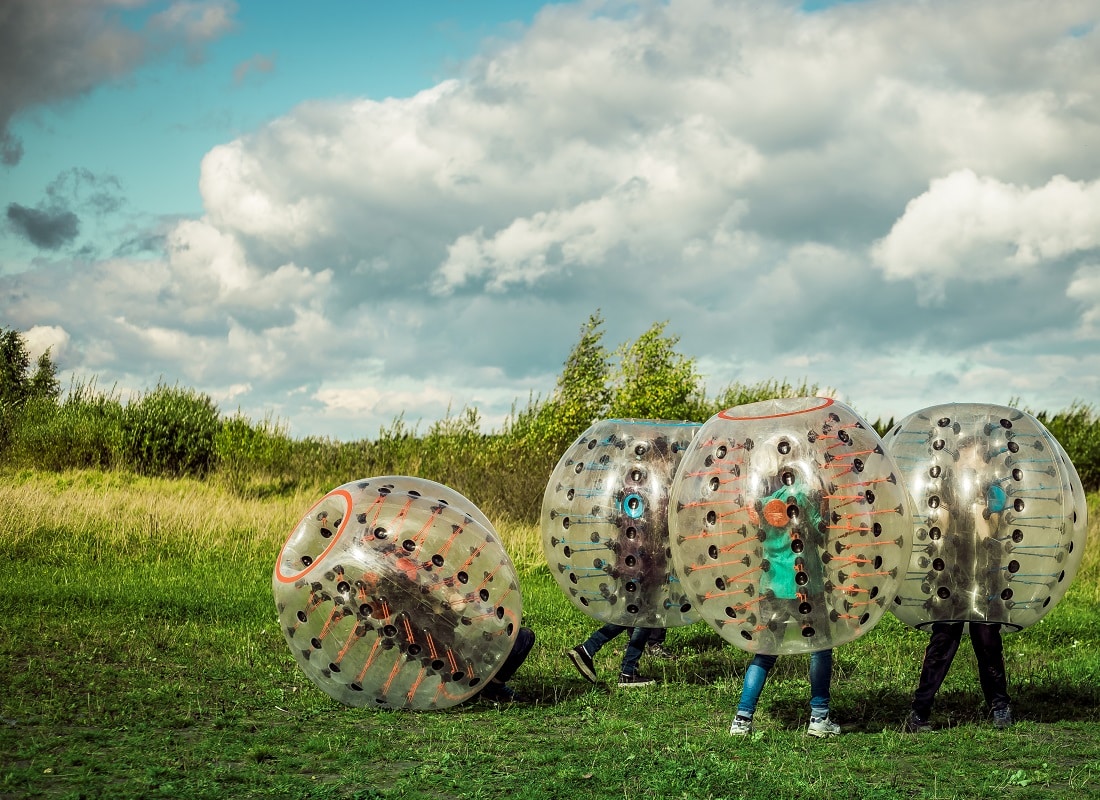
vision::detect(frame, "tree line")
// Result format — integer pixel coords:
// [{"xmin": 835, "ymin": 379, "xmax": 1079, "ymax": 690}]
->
[{"xmin": 1, "ymin": 315, "xmax": 1096, "ymax": 523}]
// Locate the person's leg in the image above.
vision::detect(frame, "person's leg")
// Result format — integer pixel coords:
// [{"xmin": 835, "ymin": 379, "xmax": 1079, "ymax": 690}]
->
[
  {"xmin": 582, "ymin": 622, "xmax": 626, "ymax": 656},
  {"xmin": 970, "ymin": 623, "xmax": 1011, "ymax": 713},
  {"xmin": 492, "ymin": 626, "xmax": 535, "ymax": 684},
  {"xmin": 736, "ymin": 654, "xmax": 778, "ymax": 718},
  {"xmin": 911, "ymin": 622, "xmax": 964, "ymax": 721},
  {"xmin": 620, "ymin": 626, "xmax": 652, "ymax": 676},
  {"xmin": 808, "ymin": 648, "xmax": 833, "ymax": 719},
  {"xmin": 645, "ymin": 626, "xmax": 673, "ymax": 659}
]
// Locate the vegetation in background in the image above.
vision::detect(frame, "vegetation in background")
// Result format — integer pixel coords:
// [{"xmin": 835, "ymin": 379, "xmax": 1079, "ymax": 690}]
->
[{"xmin": 1, "ymin": 320, "xmax": 1098, "ymax": 524}]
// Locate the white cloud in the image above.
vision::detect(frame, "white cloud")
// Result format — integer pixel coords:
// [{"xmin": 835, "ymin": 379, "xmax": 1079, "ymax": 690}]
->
[{"xmin": 4, "ymin": 0, "xmax": 1100, "ymax": 439}]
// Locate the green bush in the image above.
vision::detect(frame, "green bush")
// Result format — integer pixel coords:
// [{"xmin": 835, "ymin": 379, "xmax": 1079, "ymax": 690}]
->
[{"xmin": 121, "ymin": 383, "xmax": 220, "ymax": 478}]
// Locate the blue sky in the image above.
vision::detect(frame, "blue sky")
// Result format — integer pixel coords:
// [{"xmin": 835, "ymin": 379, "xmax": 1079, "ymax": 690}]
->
[{"xmin": 2, "ymin": 0, "xmax": 1098, "ymax": 440}]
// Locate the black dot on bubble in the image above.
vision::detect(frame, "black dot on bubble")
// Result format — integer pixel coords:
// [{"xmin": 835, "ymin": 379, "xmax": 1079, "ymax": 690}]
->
[
  {"xmin": 626, "ymin": 527, "xmax": 638, "ymax": 540},
  {"xmin": 681, "ymin": 603, "xmax": 692, "ymax": 613},
  {"xmin": 838, "ymin": 430, "xmax": 850, "ymax": 444},
  {"xmin": 1008, "ymin": 560, "xmax": 1020, "ymax": 573},
  {"xmin": 496, "ymin": 606, "xmax": 505, "ymax": 619},
  {"xmin": 627, "ymin": 604, "xmax": 639, "ymax": 613},
  {"xmin": 799, "ymin": 602, "xmax": 812, "ymax": 614},
  {"xmin": 350, "ymin": 683, "xmax": 363, "ymax": 691},
  {"xmin": 580, "ymin": 597, "xmax": 589, "ymax": 606},
  {"xmin": 320, "ymin": 527, "xmax": 333, "ymax": 538},
  {"xmin": 930, "ymin": 466, "xmax": 942, "ymax": 478},
  {"xmin": 709, "ymin": 476, "xmax": 720, "ymax": 492},
  {"xmin": 625, "ymin": 581, "xmax": 637, "ymax": 593},
  {"xmin": 301, "ymin": 555, "xmax": 313, "ymax": 567},
  {"xmin": 1043, "ymin": 597, "xmax": 1052, "ymax": 607},
  {"xmin": 479, "ymin": 588, "xmax": 490, "ymax": 601},
  {"xmin": 999, "ymin": 418, "xmax": 1012, "ymax": 429},
  {"xmin": 741, "ymin": 631, "xmax": 752, "ymax": 640},
  {"xmin": 782, "ymin": 472, "xmax": 795, "ymax": 486},
  {"xmin": 452, "ymin": 672, "xmax": 465, "ymax": 681},
  {"xmin": 587, "ymin": 439, "xmax": 597, "ymax": 449},
  {"xmin": 777, "ymin": 440, "xmax": 791, "ymax": 455},
  {"xmin": 574, "ymin": 463, "xmax": 584, "ymax": 474},
  {"xmin": 1069, "ymin": 540, "xmax": 1075, "ymax": 552},
  {"xmin": 432, "ymin": 659, "xmax": 445, "ymax": 671},
  {"xmin": 706, "ymin": 510, "xmax": 717, "ymax": 525},
  {"xmin": 937, "ymin": 417, "xmax": 951, "ymax": 428},
  {"xmin": 708, "ymin": 545, "xmax": 719, "ymax": 559},
  {"xmin": 338, "ymin": 581, "xmax": 350, "ymax": 594},
  {"xmin": 929, "ymin": 527, "xmax": 942, "ymax": 540},
  {"xmin": 929, "ymin": 496, "xmax": 940, "ymax": 509},
  {"xmin": 457, "ymin": 571, "xmax": 468, "ymax": 584},
  {"xmin": 1001, "ymin": 588, "xmax": 1013, "ymax": 600},
  {"xmin": 869, "ymin": 586, "xmax": 879, "ymax": 599},
  {"xmin": 716, "ymin": 578, "xmax": 726, "ymax": 590},
  {"xmin": 1008, "ymin": 441, "xmax": 1020, "ymax": 453},
  {"xmin": 873, "ymin": 555, "xmax": 883, "ymax": 568},
  {"xmin": 937, "ymin": 587, "xmax": 951, "ymax": 599},
  {"xmin": 310, "ymin": 637, "xmax": 322, "ymax": 649},
  {"xmin": 791, "ymin": 539, "xmax": 804, "ymax": 553},
  {"xmin": 726, "ymin": 607, "xmax": 738, "ymax": 619},
  {"xmin": 864, "ymin": 490, "xmax": 876, "ymax": 504},
  {"xmin": 716, "ymin": 445, "xmax": 727, "ymax": 459},
  {"xmin": 635, "ymin": 443, "xmax": 647, "ymax": 456},
  {"xmin": 787, "ymin": 504, "xmax": 799, "ymax": 520},
  {"xmin": 569, "ymin": 573, "xmax": 578, "ymax": 584},
  {"xmin": 1012, "ymin": 469, "xmax": 1023, "ymax": 481},
  {"xmin": 402, "ymin": 540, "xmax": 416, "ymax": 552},
  {"xmin": 853, "ymin": 458, "xmax": 864, "ymax": 473},
  {"xmin": 562, "ymin": 517, "xmax": 571, "ymax": 530},
  {"xmin": 932, "ymin": 558, "xmax": 945, "ymax": 571},
  {"xmin": 859, "ymin": 613, "xmax": 871, "ymax": 625},
  {"xmin": 795, "ymin": 573, "xmax": 808, "ymax": 586},
  {"xmin": 933, "ymin": 439, "xmax": 945, "ymax": 451},
  {"xmin": 357, "ymin": 513, "xmax": 368, "ymax": 524},
  {"xmin": 328, "ymin": 662, "xmax": 342, "ymax": 673},
  {"xmin": 1058, "ymin": 570, "xmax": 1066, "ymax": 582},
  {"xmin": 296, "ymin": 611, "xmax": 307, "ymax": 622},
  {"xmin": 383, "ymin": 625, "xmax": 398, "ymax": 637},
  {"xmin": 801, "ymin": 626, "xmax": 815, "ymax": 638},
  {"xmin": 625, "ymin": 555, "xmax": 636, "ymax": 567},
  {"xmin": 1014, "ymin": 499, "xmax": 1025, "ymax": 512},
  {"xmin": 563, "ymin": 545, "xmax": 573, "ymax": 557}
]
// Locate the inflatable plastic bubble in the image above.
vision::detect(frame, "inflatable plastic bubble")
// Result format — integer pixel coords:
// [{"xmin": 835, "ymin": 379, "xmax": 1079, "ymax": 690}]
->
[
  {"xmin": 273, "ymin": 476, "xmax": 521, "ymax": 709},
  {"xmin": 883, "ymin": 403, "xmax": 1089, "ymax": 631},
  {"xmin": 541, "ymin": 419, "xmax": 702, "ymax": 627},
  {"xmin": 668, "ymin": 398, "xmax": 914, "ymax": 655}
]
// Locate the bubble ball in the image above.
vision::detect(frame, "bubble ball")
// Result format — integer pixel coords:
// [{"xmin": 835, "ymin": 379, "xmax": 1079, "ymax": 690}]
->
[
  {"xmin": 273, "ymin": 476, "xmax": 521, "ymax": 710},
  {"xmin": 668, "ymin": 397, "xmax": 914, "ymax": 655},
  {"xmin": 541, "ymin": 418, "xmax": 702, "ymax": 627},
  {"xmin": 883, "ymin": 403, "xmax": 1089, "ymax": 631}
]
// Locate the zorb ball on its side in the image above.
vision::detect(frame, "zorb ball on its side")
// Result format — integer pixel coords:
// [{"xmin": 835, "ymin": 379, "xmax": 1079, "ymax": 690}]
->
[
  {"xmin": 273, "ymin": 476, "xmax": 521, "ymax": 710},
  {"xmin": 884, "ymin": 403, "xmax": 1089, "ymax": 631},
  {"xmin": 541, "ymin": 419, "xmax": 702, "ymax": 627},
  {"xmin": 669, "ymin": 398, "xmax": 914, "ymax": 655}
]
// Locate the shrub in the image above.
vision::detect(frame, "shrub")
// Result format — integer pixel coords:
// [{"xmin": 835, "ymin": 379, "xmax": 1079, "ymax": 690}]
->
[{"xmin": 122, "ymin": 383, "xmax": 220, "ymax": 478}]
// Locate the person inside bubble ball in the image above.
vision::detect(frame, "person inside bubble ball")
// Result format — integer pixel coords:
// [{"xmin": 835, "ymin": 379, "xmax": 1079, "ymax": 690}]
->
[
  {"xmin": 904, "ymin": 449, "xmax": 1013, "ymax": 733},
  {"xmin": 729, "ymin": 473, "xmax": 840, "ymax": 738}
]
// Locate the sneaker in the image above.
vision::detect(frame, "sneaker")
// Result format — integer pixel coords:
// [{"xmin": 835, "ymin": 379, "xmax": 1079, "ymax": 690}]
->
[
  {"xmin": 993, "ymin": 705, "xmax": 1014, "ymax": 729},
  {"xmin": 567, "ymin": 645, "xmax": 598, "ymax": 683},
  {"xmin": 479, "ymin": 681, "xmax": 525, "ymax": 704},
  {"xmin": 807, "ymin": 714, "xmax": 841, "ymax": 738},
  {"xmin": 728, "ymin": 715, "xmax": 754, "ymax": 736},
  {"xmin": 903, "ymin": 711, "xmax": 933, "ymax": 734},
  {"xmin": 617, "ymin": 672, "xmax": 656, "ymax": 688},
  {"xmin": 645, "ymin": 642, "xmax": 674, "ymax": 660}
]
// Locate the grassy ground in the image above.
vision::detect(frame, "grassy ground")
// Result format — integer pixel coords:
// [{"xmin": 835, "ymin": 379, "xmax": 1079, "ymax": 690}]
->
[{"xmin": 1, "ymin": 470, "xmax": 1099, "ymax": 799}]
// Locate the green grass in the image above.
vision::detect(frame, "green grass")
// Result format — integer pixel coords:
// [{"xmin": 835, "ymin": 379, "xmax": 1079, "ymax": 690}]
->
[{"xmin": 1, "ymin": 471, "xmax": 1099, "ymax": 799}]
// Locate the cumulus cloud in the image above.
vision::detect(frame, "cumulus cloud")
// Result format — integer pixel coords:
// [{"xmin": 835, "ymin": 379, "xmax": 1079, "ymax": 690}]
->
[
  {"xmin": 3, "ymin": 0, "xmax": 1100, "ymax": 438},
  {"xmin": 872, "ymin": 169, "xmax": 1100, "ymax": 302},
  {"xmin": 0, "ymin": 0, "xmax": 237, "ymax": 165}
]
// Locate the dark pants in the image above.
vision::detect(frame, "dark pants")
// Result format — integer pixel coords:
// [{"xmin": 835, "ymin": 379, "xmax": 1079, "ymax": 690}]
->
[
  {"xmin": 912, "ymin": 622, "xmax": 1010, "ymax": 719},
  {"xmin": 493, "ymin": 626, "xmax": 535, "ymax": 684}
]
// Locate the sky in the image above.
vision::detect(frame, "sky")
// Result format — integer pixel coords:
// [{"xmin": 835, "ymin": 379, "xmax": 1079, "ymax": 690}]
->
[{"xmin": 2, "ymin": 0, "xmax": 1099, "ymax": 441}]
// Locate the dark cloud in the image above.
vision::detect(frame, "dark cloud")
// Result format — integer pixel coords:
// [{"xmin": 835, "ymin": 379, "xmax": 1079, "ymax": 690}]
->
[
  {"xmin": 6, "ymin": 203, "xmax": 80, "ymax": 249},
  {"xmin": 0, "ymin": 0, "xmax": 237, "ymax": 166}
]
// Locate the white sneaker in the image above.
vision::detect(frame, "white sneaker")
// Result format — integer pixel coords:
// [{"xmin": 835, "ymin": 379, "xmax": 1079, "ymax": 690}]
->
[
  {"xmin": 729, "ymin": 715, "xmax": 754, "ymax": 736},
  {"xmin": 807, "ymin": 714, "xmax": 841, "ymax": 737}
]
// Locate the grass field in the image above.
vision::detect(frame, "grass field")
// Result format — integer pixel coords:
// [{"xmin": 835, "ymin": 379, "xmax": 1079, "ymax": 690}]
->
[{"xmin": 1, "ymin": 469, "xmax": 1098, "ymax": 799}]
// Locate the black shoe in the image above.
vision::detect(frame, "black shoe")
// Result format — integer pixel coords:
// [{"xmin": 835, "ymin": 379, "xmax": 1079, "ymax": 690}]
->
[
  {"xmin": 903, "ymin": 711, "xmax": 932, "ymax": 733},
  {"xmin": 993, "ymin": 705, "xmax": 1014, "ymax": 729},
  {"xmin": 568, "ymin": 645, "xmax": 598, "ymax": 683},
  {"xmin": 480, "ymin": 681, "xmax": 525, "ymax": 704},
  {"xmin": 618, "ymin": 672, "xmax": 656, "ymax": 688}
]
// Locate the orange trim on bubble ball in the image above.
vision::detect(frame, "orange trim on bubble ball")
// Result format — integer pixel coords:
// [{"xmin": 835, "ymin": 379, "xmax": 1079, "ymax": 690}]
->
[
  {"xmin": 274, "ymin": 489, "xmax": 354, "ymax": 584},
  {"xmin": 718, "ymin": 396, "xmax": 834, "ymax": 421}
]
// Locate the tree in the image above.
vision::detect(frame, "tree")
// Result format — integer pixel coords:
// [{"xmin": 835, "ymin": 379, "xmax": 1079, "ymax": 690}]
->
[
  {"xmin": 0, "ymin": 326, "xmax": 60, "ymax": 407},
  {"xmin": 607, "ymin": 321, "xmax": 703, "ymax": 421},
  {"xmin": 554, "ymin": 310, "xmax": 612, "ymax": 433}
]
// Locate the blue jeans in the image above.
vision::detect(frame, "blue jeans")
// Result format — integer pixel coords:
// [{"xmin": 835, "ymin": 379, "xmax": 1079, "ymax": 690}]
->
[
  {"xmin": 582, "ymin": 624, "xmax": 653, "ymax": 675},
  {"xmin": 737, "ymin": 649, "xmax": 833, "ymax": 719}
]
